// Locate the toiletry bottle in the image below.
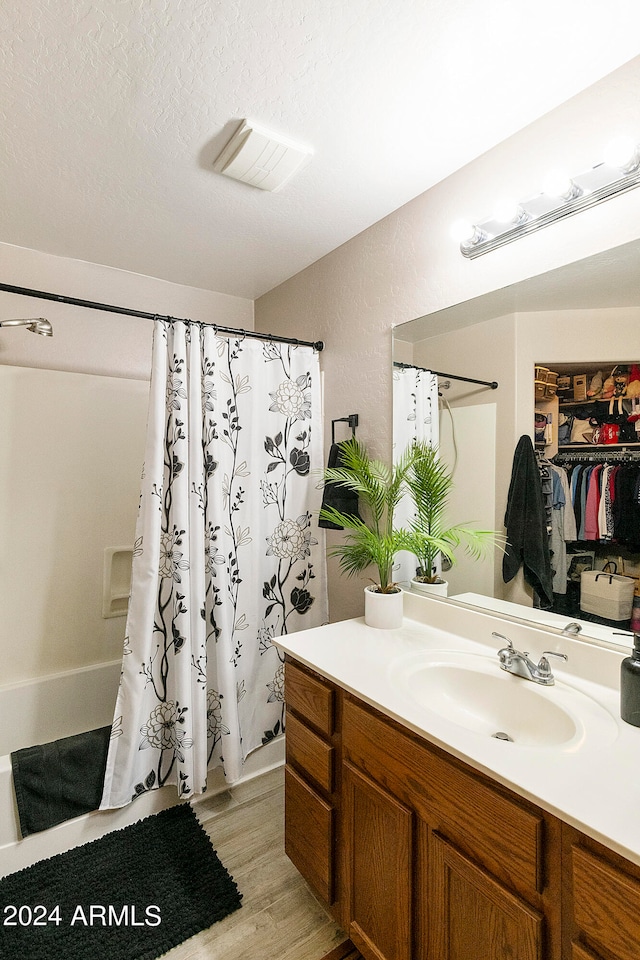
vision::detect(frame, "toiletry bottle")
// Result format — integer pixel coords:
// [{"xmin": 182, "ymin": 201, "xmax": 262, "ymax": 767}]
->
[{"xmin": 621, "ymin": 633, "xmax": 640, "ymax": 727}]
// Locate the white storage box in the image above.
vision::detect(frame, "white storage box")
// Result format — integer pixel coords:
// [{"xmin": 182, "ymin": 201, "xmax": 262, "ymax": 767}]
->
[{"xmin": 580, "ymin": 570, "xmax": 635, "ymax": 621}]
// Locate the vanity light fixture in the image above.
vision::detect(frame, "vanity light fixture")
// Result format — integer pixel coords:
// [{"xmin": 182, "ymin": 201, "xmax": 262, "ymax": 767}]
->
[{"xmin": 455, "ymin": 137, "xmax": 640, "ymax": 258}]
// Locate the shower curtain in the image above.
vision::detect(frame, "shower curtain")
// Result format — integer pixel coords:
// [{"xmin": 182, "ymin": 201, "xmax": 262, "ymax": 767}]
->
[
  {"xmin": 392, "ymin": 364, "xmax": 439, "ymax": 584},
  {"xmin": 101, "ymin": 321, "xmax": 327, "ymax": 809}
]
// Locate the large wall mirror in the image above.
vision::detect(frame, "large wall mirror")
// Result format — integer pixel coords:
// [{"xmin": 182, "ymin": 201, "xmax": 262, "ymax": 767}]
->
[{"xmin": 393, "ymin": 236, "xmax": 640, "ymax": 645}]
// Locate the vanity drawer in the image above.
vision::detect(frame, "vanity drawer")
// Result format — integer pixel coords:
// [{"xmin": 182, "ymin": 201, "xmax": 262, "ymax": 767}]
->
[
  {"xmin": 286, "ymin": 711, "xmax": 334, "ymax": 794},
  {"xmin": 571, "ymin": 845, "xmax": 640, "ymax": 960},
  {"xmin": 285, "ymin": 764, "xmax": 334, "ymax": 903},
  {"xmin": 343, "ymin": 696, "xmax": 544, "ymax": 899},
  {"xmin": 285, "ymin": 658, "xmax": 335, "ymax": 737}
]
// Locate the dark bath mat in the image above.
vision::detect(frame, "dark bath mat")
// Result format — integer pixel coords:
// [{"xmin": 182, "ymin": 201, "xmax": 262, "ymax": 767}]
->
[{"xmin": 0, "ymin": 803, "xmax": 242, "ymax": 959}]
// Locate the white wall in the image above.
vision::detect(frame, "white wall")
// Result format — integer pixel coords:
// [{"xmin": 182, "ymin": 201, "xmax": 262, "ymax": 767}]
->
[
  {"xmin": 0, "ymin": 242, "xmax": 253, "ymax": 378},
  {"xmin": 437, "ymin": 402, "xmax": 497, "ymax": 598},
  {"xmin": 0, "ymin": 366, "xmax": 148, "ymax": 684},
  {"xmin": 0, "ymin": 242, "xmax": 253, "ymax": 684},
  {"xmin": 255, "ymin": 56, "xmax": 640, "ymax": 623},
  {"xmin": 411, "ymin": 313, "xmax": 515, "ymax": 602}
]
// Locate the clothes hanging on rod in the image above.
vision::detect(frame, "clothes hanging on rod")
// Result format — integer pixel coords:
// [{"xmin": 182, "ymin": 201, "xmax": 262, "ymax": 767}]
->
[
  {"xmin": 552, "ymin": 453, "xmax": 640, "ymax": 546},
  {"xmin": 536, "ymin": 451, "xmax": 577, "ymax": 594},
  {"xmin": 0, "ymin": 281, "xmax": 324, "ymax": 351}
]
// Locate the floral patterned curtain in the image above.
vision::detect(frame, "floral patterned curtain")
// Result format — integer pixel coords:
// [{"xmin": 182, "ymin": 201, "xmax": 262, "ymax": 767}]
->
[
  {"xmin": 101, "ymin": 321, "xmax": 327, "ymax": 809},
  {"xmin": 392, "ymin": 364, "xmax": 439, "ymax": 585}
]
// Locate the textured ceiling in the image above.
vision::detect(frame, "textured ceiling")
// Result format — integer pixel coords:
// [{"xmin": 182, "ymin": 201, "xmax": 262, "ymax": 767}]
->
[{"xmin": 1, "ymin": 0, "xmax": 640, "ymax": 299}]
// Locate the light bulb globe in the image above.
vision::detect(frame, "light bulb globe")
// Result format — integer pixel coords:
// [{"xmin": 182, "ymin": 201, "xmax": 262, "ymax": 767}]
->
[{"xmin": 603, "ymin": 136, "xmax": 639, "ymax": 172}]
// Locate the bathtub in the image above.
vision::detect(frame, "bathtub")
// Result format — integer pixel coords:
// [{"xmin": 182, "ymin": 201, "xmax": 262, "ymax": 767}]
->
[
  {"xmin": 0, "ymin": 659, "xmax": 179, "ymax": 878},
  {"xmin": 0, "ymin": 658, "xmax": 284, "ymax": 878}
]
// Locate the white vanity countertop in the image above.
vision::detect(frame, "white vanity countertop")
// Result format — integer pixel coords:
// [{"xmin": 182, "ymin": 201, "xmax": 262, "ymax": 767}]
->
[{"xmin": 275, "ymin": 590, "xmax": 640, "ymax": 867}]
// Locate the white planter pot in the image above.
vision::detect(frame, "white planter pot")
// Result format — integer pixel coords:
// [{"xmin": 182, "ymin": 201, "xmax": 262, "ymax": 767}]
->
[
  {"xmin": 364, "ymin": 585, "xmax": 404, "ymax": 629},
  {"xmin": 410, "ymin": 578, "xmax": 448, "ymax": 598}
]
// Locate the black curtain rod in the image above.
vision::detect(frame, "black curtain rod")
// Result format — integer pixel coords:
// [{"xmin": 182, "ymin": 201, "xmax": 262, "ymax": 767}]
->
[
  {"xmin": 394, "ymin": 360, "xmax": 498, "ymax": 390},
  {"xmin": 0, "ymin": 281, "xmax": 324, "ymax": 352}
]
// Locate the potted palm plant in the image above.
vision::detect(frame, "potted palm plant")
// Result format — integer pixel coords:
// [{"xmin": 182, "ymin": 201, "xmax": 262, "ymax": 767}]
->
[
  {"xmin": 319, "ymin": 437, "xmax": 421, "ymax": 628},
  {"xmin": 403, "ymin": 441, "xmax": 502, "ymax": 596}
]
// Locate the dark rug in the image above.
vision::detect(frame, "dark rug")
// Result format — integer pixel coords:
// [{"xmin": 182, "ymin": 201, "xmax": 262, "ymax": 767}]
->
[{"xmin": 0, "ymin": 803, "xmax": 242, "ymax": 959}]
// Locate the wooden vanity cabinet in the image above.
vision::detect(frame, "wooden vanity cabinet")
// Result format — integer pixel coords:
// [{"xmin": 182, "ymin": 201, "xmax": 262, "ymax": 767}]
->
[
  {"xmin": 284, "ymin": 655, "xmax": 562, "ymax": 959},
  {"xmin": 562, "ymin": 824, "xmax": 640, "ymax": 960},
  {"xmin": 342, "ymin": 694, "xmax": 561, "ymax": 960},
  {"xmin": 285, "ymin": 654, "xmax": 640, "ymax": 960},
  {"xmin": 284, "ymin": 658, "xmax": 342, "ymax": 917}
]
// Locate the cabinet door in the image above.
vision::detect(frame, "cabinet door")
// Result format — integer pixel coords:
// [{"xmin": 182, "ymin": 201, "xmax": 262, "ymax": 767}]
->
[
  {"xmin": 571, "ymin": 944, "xmax": 605, "ymax": 960},
  {"xmin": 570, "ymin": 844, "xmax": 640, "ymax": 960},
  {"xmin": 429, "ymin": 832, "xmax": 543, "ymax": 960},
  {"xmin": 285, "ymin": 764, "xmax": 334, "ymax": 904},
  {"xmin": 343, "ymin": 761, "xmax": 413, "ymax": 960}
]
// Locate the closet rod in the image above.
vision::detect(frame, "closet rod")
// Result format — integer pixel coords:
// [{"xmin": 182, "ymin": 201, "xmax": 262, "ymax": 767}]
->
[
  {"xmin": 393, "ymin": 360, "xmax": 498, "ymax": 389},
  {"xmin": 554, "ymin": 449, "xmax": 640, "ymax": 462},
  {"xmin": 0, "ymin": 281, "xmax": 324, "ymax": 352}
]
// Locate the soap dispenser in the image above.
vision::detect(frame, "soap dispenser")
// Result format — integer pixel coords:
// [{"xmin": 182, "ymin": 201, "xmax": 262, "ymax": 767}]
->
[{"xmin": 621, "ymin": 633, "xmax": 640, "ymax": 727}]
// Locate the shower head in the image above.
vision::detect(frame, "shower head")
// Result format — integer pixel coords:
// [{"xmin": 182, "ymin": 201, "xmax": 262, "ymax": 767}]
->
[
  {"xmin": 28, "ymin": 318, "xmax": 53, "ymax": 337},
  {"xmin": 0, "ymin": 317, "xmax": 53, "ymax": 337}
]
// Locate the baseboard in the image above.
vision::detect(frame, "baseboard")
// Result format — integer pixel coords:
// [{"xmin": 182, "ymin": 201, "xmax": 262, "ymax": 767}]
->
[{"xmin": 319, "ymin": 941, "xmax": 363, "ymax": 960}]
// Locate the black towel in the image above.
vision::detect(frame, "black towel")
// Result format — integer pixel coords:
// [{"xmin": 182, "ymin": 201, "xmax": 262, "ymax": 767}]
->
[
  {"xmin": 318, "ymin": 441, "xmax": 363, "ymax": 529},
  {"xmin": 502, "ymin": 435, "xmax": 554, "ymax": 608},
  {"xmin": 11, "ymin": 725, "xmax": 111, "ymax": 838}
]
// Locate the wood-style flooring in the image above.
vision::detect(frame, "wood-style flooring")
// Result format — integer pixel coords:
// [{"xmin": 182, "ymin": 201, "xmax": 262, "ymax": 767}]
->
[{"xmin": 163, "ymin": 766, "xmax": 349, "ymax": 960}]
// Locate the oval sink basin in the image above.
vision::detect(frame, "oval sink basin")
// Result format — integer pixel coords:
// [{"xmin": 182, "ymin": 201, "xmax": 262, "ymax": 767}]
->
[{"xmin": 389, "ymin": 650, "xmax": 617, "ymax": 749}]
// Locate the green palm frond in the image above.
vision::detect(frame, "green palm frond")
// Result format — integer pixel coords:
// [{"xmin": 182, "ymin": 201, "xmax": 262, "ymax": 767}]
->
[
  {"xmin": 320, "ymin": 437, "xmax": 503, "ymax": 591},
  {"xmin": 398, "ymin": 440, "xmax": 506, "ymax": 582},
  {"xmin": 319, "ymin": 437, "xmax": 422, "ymax": 590}
]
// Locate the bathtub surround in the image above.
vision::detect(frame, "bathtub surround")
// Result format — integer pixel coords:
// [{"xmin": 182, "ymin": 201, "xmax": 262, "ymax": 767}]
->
[
  {"xmin": 0, "ymin": 366, "xmax": 150, "ymax": 685},
  {"xmin": 101, "ymin": 322, "xmax": 327, "ymax": 809},
  {"xmin": 0, "ymin": 803, "xmax": 241, "ymax": 960}
]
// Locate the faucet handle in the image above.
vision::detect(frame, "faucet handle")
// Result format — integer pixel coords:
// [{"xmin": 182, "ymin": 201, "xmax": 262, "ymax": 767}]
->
[
  {"xmin": 536, "ymin": 650, "xmax": 568, "ymax": 678},
  {"xmin": 492, "ymin": 632, "xmax": 513, "ymax": 650},
  {"xmin": 493, "ymin": 632, "xmax": 515, "ymax": 667}
]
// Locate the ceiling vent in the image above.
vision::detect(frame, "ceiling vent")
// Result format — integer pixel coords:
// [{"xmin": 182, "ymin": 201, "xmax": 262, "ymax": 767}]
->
[{"xmin": 213, "ymin": 120, "xmax": 312, "ymax": 193}]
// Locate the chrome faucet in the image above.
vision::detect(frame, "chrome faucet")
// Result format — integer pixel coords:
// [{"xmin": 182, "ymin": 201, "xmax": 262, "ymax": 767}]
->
[{"xmin": 492, "ymin": 632, "xmax": 568, "ymax": 686}]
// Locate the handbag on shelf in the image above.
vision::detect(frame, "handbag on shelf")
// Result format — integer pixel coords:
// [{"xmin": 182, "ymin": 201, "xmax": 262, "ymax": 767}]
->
[
  {"xmin": 600, "ymin": 422, "xmax": 620, "ymax": 444},
  {"xmin": 569, "ymin": 418, "xmax": 595, "ymax": 443}
]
